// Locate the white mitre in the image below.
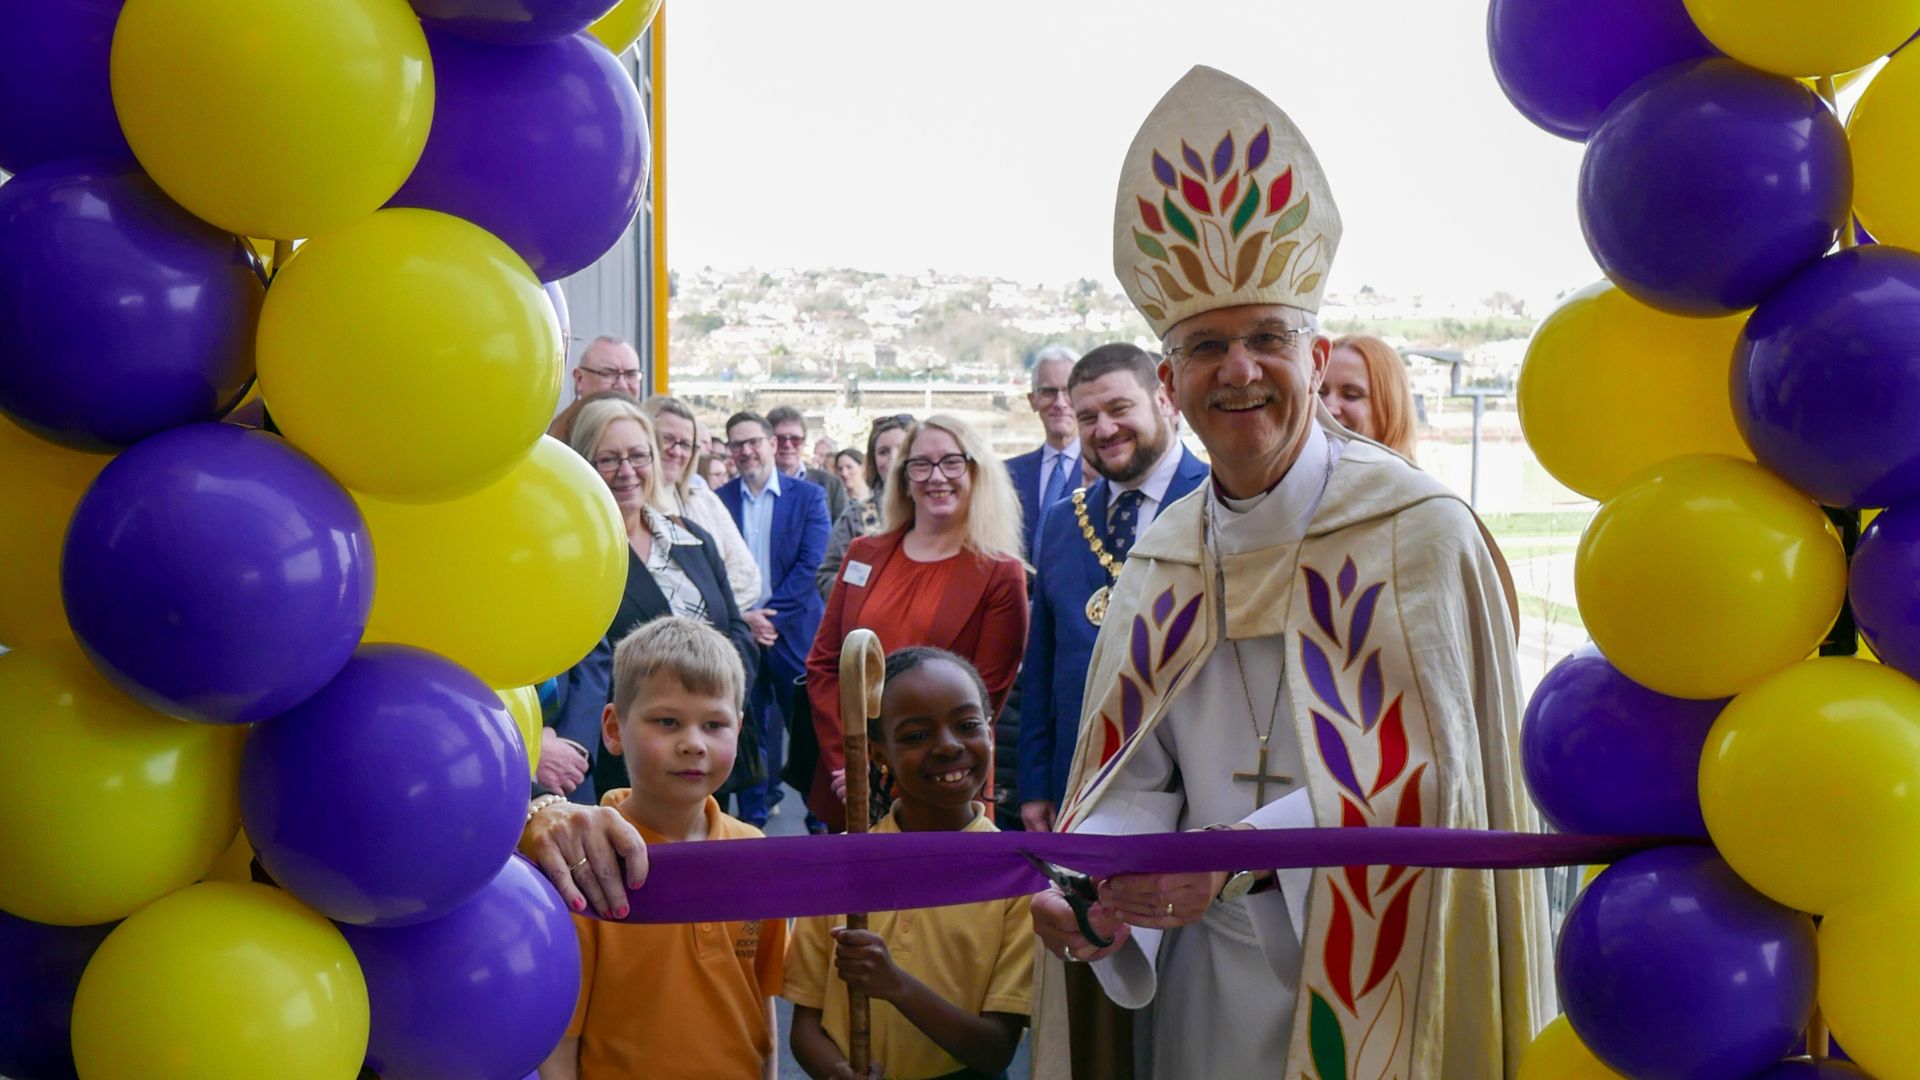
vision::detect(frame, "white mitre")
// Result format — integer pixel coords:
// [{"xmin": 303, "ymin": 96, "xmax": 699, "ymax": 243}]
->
[{"xmin": 1113, "ymin": 65, "xmax": 1343, "ymax": 336}]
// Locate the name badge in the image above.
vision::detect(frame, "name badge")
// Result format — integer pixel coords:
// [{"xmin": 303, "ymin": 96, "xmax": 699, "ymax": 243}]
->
[{"xmin": 843, "ymin": 560, "xmax": 873, "ymax": 587}]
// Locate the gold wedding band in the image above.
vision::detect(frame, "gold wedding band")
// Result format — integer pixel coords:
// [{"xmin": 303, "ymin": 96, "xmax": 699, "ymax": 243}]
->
[{"xmin": 568, "ymin": 856, "xmax": 590, "ymax": 874}]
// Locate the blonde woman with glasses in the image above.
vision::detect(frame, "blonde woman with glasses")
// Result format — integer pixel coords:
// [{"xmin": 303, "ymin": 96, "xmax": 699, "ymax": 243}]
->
[
  {"xmin": 801, "ymin": 413, "xmax": 1030, "ymax": 831},
  {"xmin": 641, "ymin": 395, "xmax": 762, "ymax": 613},
  {"xmin": 552, "ymin": 397, "xmax": 759, "ymax": 803}
]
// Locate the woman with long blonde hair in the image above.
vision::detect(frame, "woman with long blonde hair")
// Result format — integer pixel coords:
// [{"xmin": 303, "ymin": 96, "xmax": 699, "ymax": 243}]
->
[
  {"xmin": 640, "ymin": 394, "xmax": 762, "ymax": 612},
  {"xmin": 1323, "ymin": 334, "xmax": 1419, "ymax": 460},
  {"xmin": 802, "ymin": 413, "xmax": 1031, "ymax": 830}
]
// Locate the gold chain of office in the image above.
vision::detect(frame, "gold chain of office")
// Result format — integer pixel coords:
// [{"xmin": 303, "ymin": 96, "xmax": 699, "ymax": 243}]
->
[{"xmin": 1072, "ymin": 487, "xmax": 1125, "ymax": 626}]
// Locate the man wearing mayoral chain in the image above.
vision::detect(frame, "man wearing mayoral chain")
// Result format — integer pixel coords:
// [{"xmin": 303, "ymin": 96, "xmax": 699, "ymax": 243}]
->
[{"xmin": 1029, "ymin": 66, "xmax": 1554, "ymax": 1078}]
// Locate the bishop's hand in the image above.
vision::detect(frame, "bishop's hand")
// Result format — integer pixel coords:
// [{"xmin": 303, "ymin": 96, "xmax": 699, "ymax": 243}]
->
[
  {"xmin": 1032, "ymin": 887, "xmax": 1129, "ymax": 963},
  {"xmin": 1098, "ymin": 871, "xmax": 1229, "ymax": 930}
]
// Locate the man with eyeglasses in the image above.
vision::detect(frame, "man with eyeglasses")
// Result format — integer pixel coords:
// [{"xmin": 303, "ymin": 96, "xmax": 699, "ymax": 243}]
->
[
  {"xmin": 1005, "ymin": 344, "xmax": 1082, "ymax": 560},
  {"xmin": 546, "ymin": 336, "xmax": 644, "ymax": 442},
  {"xmin": 715, "ymin": 409, "xmax": 831, "ymax": 829},
  {"xmin": 1029, "ymin": 67, "xmax": 1548, "ymax": 1080},
  {"xmin": 767, "ymin": 405, "xmax": 848, "ymax": 522}
]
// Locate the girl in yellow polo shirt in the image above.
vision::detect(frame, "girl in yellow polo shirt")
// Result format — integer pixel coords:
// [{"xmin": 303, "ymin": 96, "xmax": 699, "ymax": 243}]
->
[{"xmin": 784, "ymin": 647, "xmax": 1034, "ymax": 1080}]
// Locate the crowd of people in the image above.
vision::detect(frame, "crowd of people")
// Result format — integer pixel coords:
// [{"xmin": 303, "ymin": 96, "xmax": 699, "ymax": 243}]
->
[{"xmin": 510, "ymin": 64, "xmax": 1548, "ymax": 1080}]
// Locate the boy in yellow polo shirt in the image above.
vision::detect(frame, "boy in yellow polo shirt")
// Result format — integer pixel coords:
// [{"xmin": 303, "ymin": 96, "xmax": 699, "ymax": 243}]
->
[
  {"xmin": 539, "ymin": 617, "xmax": 784, "ymax": 1080},
  {"xmin": 786, "ymin": 648, "xmax": 1034, "ymax": 1080}
]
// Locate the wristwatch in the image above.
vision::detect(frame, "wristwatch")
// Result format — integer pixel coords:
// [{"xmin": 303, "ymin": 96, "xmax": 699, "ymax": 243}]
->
[{"xmin": 1217, "ymin": 869, "xmax": 1264, "ymax": 902}]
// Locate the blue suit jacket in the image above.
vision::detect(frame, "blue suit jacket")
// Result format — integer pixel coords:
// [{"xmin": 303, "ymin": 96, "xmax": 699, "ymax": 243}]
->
[
  {"xmin": 1007, "ymin": 445, "xmax": 1077, "ymax": 560},
  {"xmin": 1018, "ymin": 447, "xmax": 1209, "ymax": 807},
  {"xmin": 717, "ymin": 474, "xmax": 831, "ymax": 679}
]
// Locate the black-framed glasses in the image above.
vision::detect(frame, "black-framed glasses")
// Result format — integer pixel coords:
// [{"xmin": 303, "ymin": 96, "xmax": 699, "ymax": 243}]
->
[
  {"xmin": 903, "ymin": 453, "xmax": 972, "ymax": 482},
  {"xmin": 658, "ymin": 435, "xmax": 695, "ymax": 454},
  {"xmin": 727, "ymin": 435, "xmax": 766, "ymax": 452},
  {"xmin": 593, "ymin": 450, "xmax": 653, "ymax": 474},
  {"xmin": 579, "ymin": 364, "xmax": 642, "ymax": 383},
  {"xmin": 1166, "ymin": 327, "xmax": 1313, "ymax": 366}
]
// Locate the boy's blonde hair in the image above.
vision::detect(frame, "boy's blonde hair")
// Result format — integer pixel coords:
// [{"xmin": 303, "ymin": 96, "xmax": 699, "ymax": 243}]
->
[{"xmin": 611, "ymin": 617, "xmax": 746, "ymax": 716}]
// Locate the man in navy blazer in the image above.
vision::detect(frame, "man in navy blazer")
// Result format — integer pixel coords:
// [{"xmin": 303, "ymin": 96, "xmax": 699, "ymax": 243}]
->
[
  {"xmin": 1018, "ymin": 343, "xmax": 1208, "ymax": 831},
  {"xmin": 717, "ymin": 409, "xmax": 831, "ymax": 825},
  {"xmin": 1004, "ymin": 344, "xmax": 1081, "ymax": 561}
]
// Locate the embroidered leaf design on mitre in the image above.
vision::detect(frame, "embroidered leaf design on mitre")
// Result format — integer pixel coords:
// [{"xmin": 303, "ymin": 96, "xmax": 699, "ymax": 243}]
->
[
  {"xmin": 1231, "ymin": 179, "xmax": 1261, "ymax": 239},
  {"xmin": 1232, "ymin": 234, "xmax": 1265, "ymax": 291},
  {"xmin": 1360, "ymin": 871, "xmax": 1423, "ymax": 997},
  {"xmin": 1267, "ymin": 165, "xmax": 1294, "ymax": 215},
  {"xmin": 1137, "ymin": 196, "xmax": 1166, "ymax": 234},
  {"xmin": 1308, "ymin": 990, "xmax": 1350, "ymax": 1080},
  {"xmin": 1200, "ymin": 218, "xmax": 1231, "ymax": 281},
  {"xmin": 1371, "ymin": 696, "xmax": 1408, "ymax": 797},
  {"xmin": 1152, "ymin": 265, "xmax": 1193, "ymax": 304},
  {"xmin": 1337, "ymin": 556, "xmax": 1357, "ymax": 602},
  {"xmin": 1162, "ymin": 195, "xmax": 1198, "ymax": 244},
  {"xmin": 1138, "ymin": 302, "xmax": 1166, "ymax": 323},
  {"xmin": 1271, "ymin": 191, "xmax": 1311, "ymax": 239},
  {"xmin": 1181, "ymin": 140, "xmax": 1206, "ymax": 176},
  {"xmin": 1297, "ymin": 272, "xmax": 1323, "ymax": 296},
  {"xmin": 1313, "ymin": 712, "xmax": 1368, "ymax": 806},
  {"xmin": 1304, "ymin": 567, "xmax": 1339, "ymax": 645},
  {"xmin": 1133, "ymin": 230, "xmax": 1169, "ymax": 264},
  {"xmin": 1169, "ymin": 244, "xmax": 1212, "ymax": 296},
  {"xmin": 1132, "ymin": 268, "xmax": 1169, "ymax": 310},
  {"xmin": 1292, "ymin": 236, "xmax": 1327, "ymax": 292},
  {"xmin": 1151, "ymin": 150, "xmax": 1177, "ymax": 189},
  {"xmin": 1219, "ymin": 175, "xmax": 1240, "ymax": 219},
  {"xmin": 1259, "ymin": 240, "xmax": 1298, "ymax": 289},
  {"xmin": 1324, "ymin": 880, "xmax": 1358, "ymax": 1013},
  {"xmin": 1354, "ymin": 975, "xmax": 1407, "ymax": 1080},
  {"xmin": 1301, "ymin": 636, "xmax": 1352, "ymax": 722},
  {"xmin": 1247, "ymin": 124, "xmax": 1271, "ymax": 172},
  {"xmin": 1212, "ymin": 132, "xmax": 1235, "ymax": 180},
  {"xmin": 1180, "ymin": 172, "xmax": 1212, "ymax": 214}
]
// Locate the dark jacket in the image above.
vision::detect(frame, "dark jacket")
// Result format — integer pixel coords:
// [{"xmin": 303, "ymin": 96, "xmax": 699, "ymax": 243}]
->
[{"xmin": 716, "ymin": 473, "xmax": 831, "ymax": 680}]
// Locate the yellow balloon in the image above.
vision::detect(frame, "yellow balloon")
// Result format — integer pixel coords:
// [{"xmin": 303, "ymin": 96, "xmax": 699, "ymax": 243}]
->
[
  {"xmin": 498, "ymin": 685, "xmax": 545, "ymax": 780},
  {"xmin": 1821, "ymin": 889, "xmax": 1920, "ymax": 1080},
  {"xmin": 1700, "ymin": 659, "xmax": 1920, "ymax": 914},
  {"xmin": 1575, "ymin": 455, "xmax": 1847, "ymax": 699},
  {"xmin": 1850, "ymin": 44, "xmax": 1920, "ymax": 252},
  {"xmin": 358, "ymin": 436, "xmax": 624, "ymax": 686},
  {"xmin": 109, "ymin": 0, "xmax": 433, "ymax": 239},
  {"xmin": 257, "ymin": 208, "xmax": 561, "ymax": 501},
  {"xmin": 1518, "ymin": 1016, "xmax": 1627, "ymax": 1080},
  {"xmin": 1683, "ymin": 0, "xmax": 1920, "ymax": 77},
  {"xmin": 1580, "ymin": 864, "xmax": 1607, "ymax": 889},
  {"xmin": 1519, "ymin": 280, "xmax": 1751, "ymax": 500},
  {"xmin": 589, "ymin": 0, "xmax": 664, "ymax": 54},
  {"xmin": 0, "ymin": 420, "xmax": 107, "ymax": 648},
  {"xmin": 202, "ymin": 827, "xmax": 257, "ymax": 884},
  {"xmin": 71, "ymin": 882, "xmax": 369, "ymax": 1080},
  {"xmin": 0, "ymin": 643, "xmax": 244, "ymax": 925}
]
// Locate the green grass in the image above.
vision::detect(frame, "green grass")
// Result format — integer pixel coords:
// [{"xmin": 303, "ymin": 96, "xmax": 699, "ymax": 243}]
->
[
  {"xmin": 1516, "ymin": 593, "xmax": 1585, "ymax": 628},
  {"xmin": 1483, "ymin": 510, "xmax": 1594, "ymax": 538}
]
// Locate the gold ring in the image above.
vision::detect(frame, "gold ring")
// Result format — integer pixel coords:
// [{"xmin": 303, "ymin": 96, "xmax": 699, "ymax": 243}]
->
[
  {"xmin": 568, "ymin": 856, "xmax": 590, "ymax": 874},
  {"xmin": 1164, "ymin": 901, "xmax": 1175, "ymax": 916}
]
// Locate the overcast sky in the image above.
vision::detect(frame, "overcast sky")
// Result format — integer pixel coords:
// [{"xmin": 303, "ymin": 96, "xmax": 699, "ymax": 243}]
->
[{"xmin": 663, "ymin": 0, "xmax": 1602, "ymax": 304}]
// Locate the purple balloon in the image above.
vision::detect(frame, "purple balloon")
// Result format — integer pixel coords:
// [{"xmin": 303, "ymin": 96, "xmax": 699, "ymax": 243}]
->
[
  {"xmin": 338, "ymin": 856, "xmax": 580, "ymax": 1080},
  {"xmin": 1488, "ymin": 0, "xmax": 1718, "ymax": 141},
  {"xmin": 0, "ymin": 159, "xmax": 264, "ymax": 451},
  {"xmin": 390, "ymin": 31, "xmax": 648, "ymax": 281},
  {"xmin": 61, "ymin": 424, "xmax": 372, "ymax": 724},
  {"xmin": 1750, "ymin": 1062, "xmax": 1872, "ymax": 1079},
  {"xmin": 1579, "ymin": 59, "xmax": 1851, "ymax": 317},
  {"xmin": 0, "ymin": 911, "xmax": 116, "ymax": 1080},
  {"xmin": 242, "ymin": 645, "xmax": 528, "ymax": 927},
  {"xmin": 0, "ymin": 1, "xmax": 132, "ymax": 173},
  {"xmin": 409, "ymin": 0, "xmax": 620, "ymax": 46},
  {"xmin": 1522, "ymin": 645, "xmax": 1722, "ymax": 837},
  {"xmin": 1560, "ymin": 847, "xmax": 1817, "ymax": 1080},
  {"xmin": 1734, "ymin": 247, "xmax": 1920, "ymax": 509},
  {"xmin": 1850, "ymin": 504, "xmax": 1920, "ymax": 678}
]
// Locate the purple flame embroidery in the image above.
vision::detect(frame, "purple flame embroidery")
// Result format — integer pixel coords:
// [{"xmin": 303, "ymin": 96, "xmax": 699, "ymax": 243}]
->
[
  {"xmin": 1314, "ymin": 711, "xmax": 1368, "ymax": 807},
  {"xmin": 1347, "ymin": 583, "xmax": 1385, "ymax": 668},
  {"xmin": 1301, "ymin": 634, "xmax": 1351, "ymax": 722},
  {"xmin": 1304, "ymin": 567, "xmax": 1339, "ymax": 646}
]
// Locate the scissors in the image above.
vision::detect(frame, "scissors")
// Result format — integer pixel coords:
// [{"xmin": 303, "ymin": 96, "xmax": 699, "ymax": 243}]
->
[{"xmin": 1020, "ymin": 850, "xmax": 1113, "ymax": 949}]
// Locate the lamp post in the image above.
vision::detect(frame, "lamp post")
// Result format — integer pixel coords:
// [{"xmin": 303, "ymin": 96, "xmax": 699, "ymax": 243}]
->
[{"xmin": 1402, "ymin": 347, "xmax": 1510, "ymax": 509}]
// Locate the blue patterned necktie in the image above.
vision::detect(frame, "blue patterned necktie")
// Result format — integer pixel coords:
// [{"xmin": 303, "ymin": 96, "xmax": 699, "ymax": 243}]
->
[
  {"xmin": 1108, "ymin": 489, "xmax": 1146, "ymax": 558},
  {"xmin": 1040, "ymin": 449, "xmax": 1070, "ymax": 510}
]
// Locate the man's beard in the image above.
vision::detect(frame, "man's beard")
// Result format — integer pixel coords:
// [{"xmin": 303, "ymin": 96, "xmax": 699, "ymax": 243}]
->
[{"xmin": 1094, "ymin": 420, "xmax": 1173, "ymax": 485}]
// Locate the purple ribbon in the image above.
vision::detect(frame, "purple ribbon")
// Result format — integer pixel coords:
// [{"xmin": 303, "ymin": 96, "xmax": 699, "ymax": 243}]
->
[{"xmin": 615, "ymin": 827, "xmax": 1685, "ymax": 924}]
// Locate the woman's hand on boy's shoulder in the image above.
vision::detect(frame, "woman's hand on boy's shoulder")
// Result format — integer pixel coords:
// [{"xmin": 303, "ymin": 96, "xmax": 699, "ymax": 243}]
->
[
  {"xmin": 830, "ymin": 926, "xmax": 908, "ymax": 1002},
  {"xmin": 520, "ymin": 801, "xmax": 649, "ymax": 919}
]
